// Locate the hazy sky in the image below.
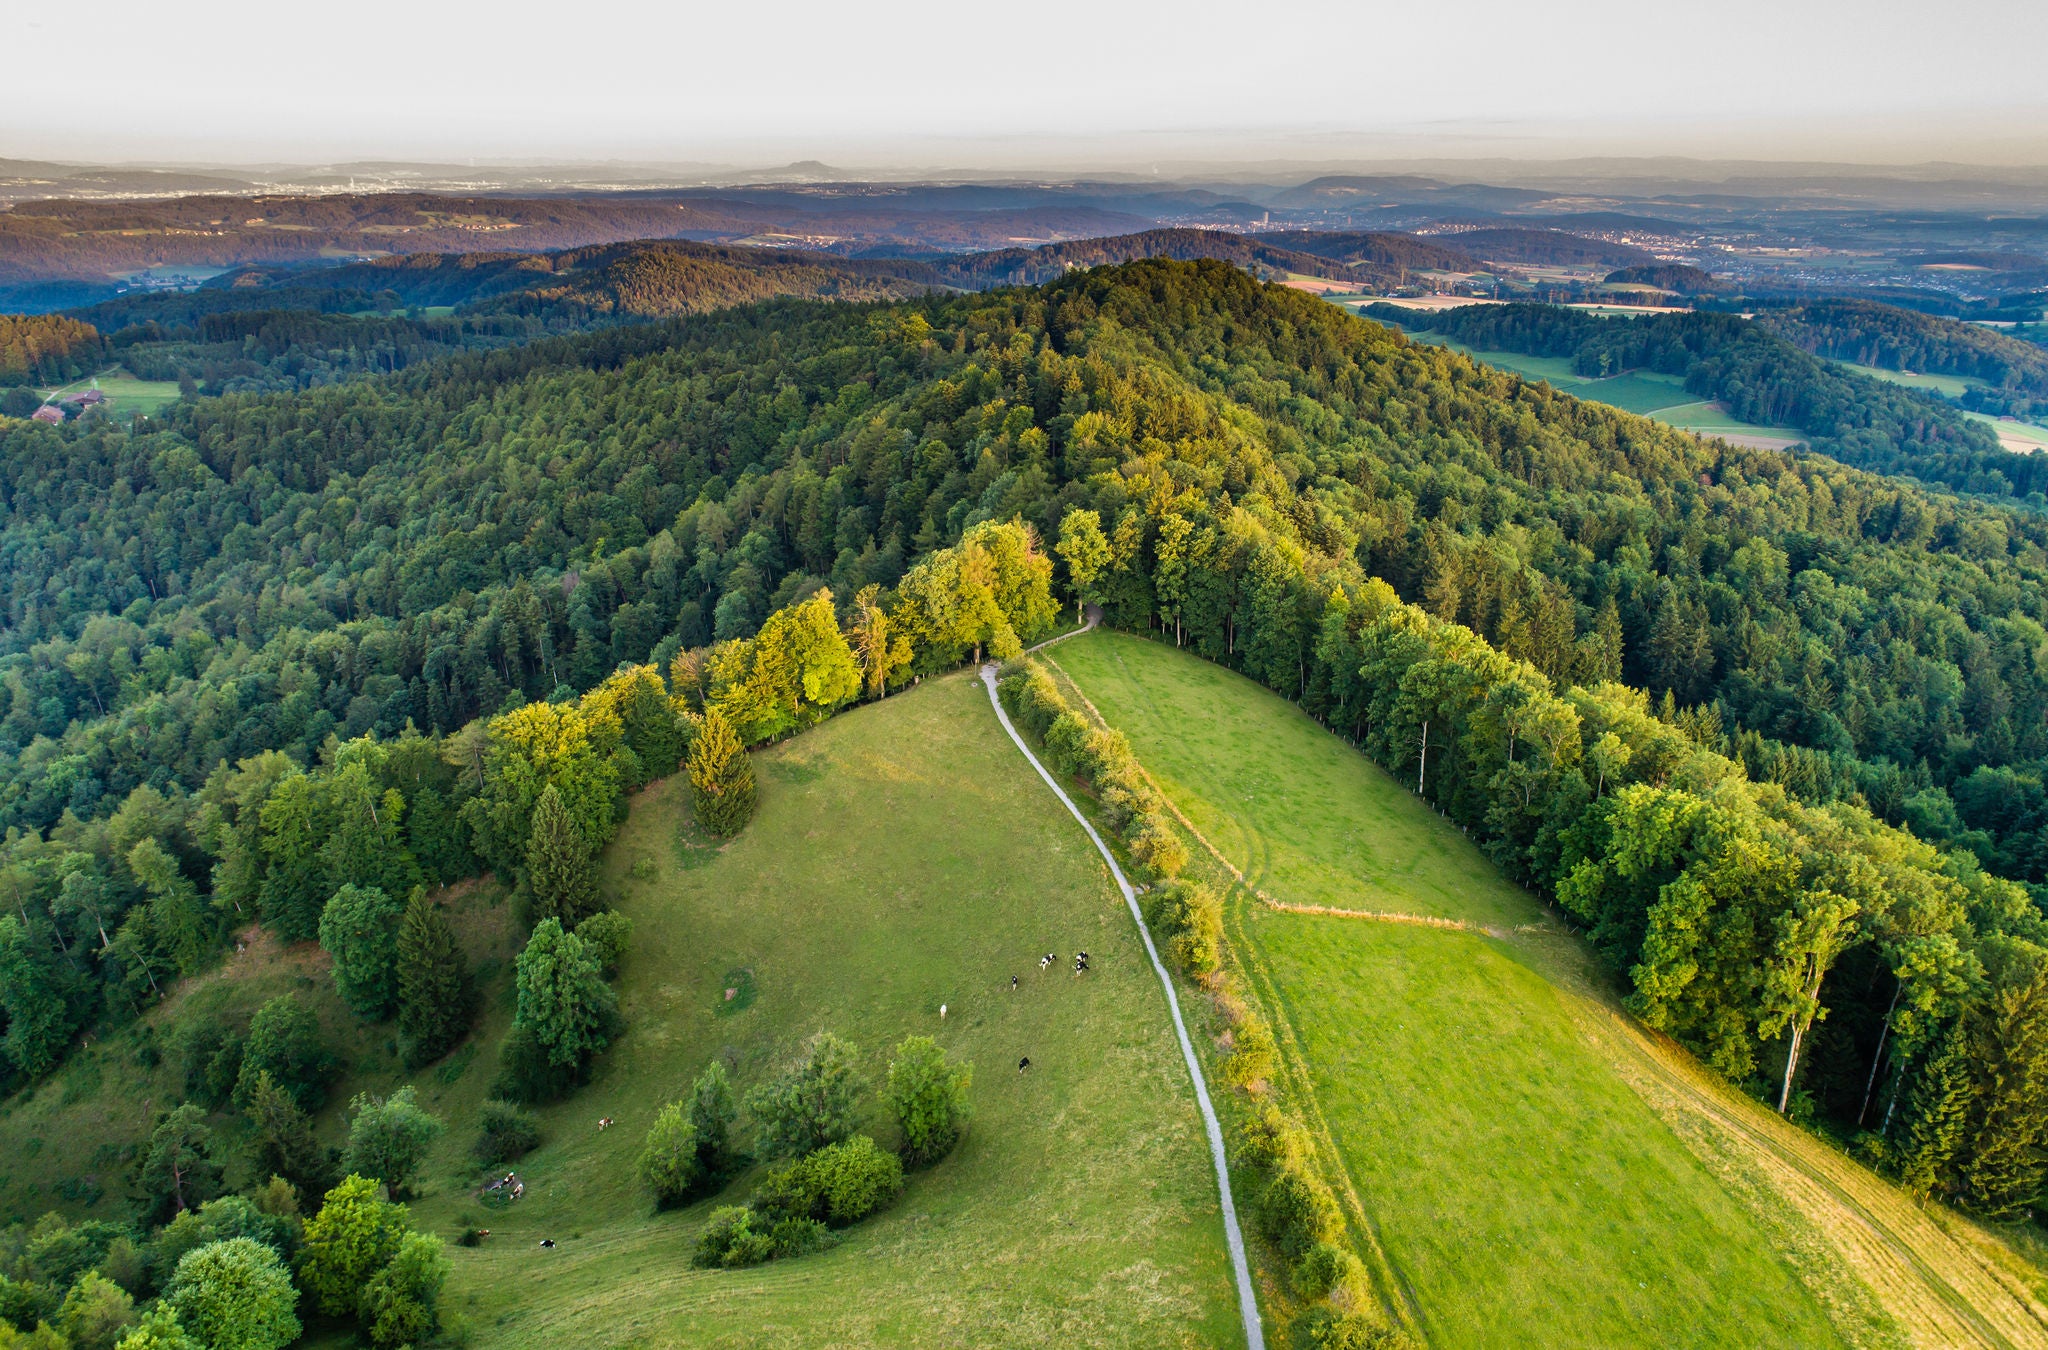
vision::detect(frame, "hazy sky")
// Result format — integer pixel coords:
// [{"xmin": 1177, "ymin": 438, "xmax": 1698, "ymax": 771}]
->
[{"xmin": 8, "ymin": 0, "xmax": 2047, "ymax": 165}]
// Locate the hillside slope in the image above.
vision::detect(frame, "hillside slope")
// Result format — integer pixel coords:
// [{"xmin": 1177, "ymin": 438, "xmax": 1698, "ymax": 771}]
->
[
  {"xmin": 1053, "ymin": 630, "xmax": 2048, "ymax": 1350},
  {"xmin": 418, "ymin": 671, "xmax": 1244, "ymax": 1347}
]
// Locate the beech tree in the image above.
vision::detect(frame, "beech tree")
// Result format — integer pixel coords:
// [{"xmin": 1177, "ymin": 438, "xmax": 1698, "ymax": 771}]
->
[
  {"xmin": 341, "ymin": 1087, "xmax": 445, "ymax": 1199},
  {"xmin": 886, "ymin": 1036, "xmax": 972, "ymax": 1167},
  {"xmin": 166, "ymin": 1239, "xmax": 299, "ymax": 1350},
  {"xmin": 1056, "ymin": 508, "xmax": 1110, "ymax": 625},
  {"xmin": 319, "ymin": 884, "xmax": 406, "ymax": 1018}
]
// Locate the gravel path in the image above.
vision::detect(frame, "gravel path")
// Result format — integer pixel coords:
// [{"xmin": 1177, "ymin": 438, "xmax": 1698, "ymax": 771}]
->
[{"xmin": 981, "ymin": 663, "xmax": 1265, "ymax": 1350}]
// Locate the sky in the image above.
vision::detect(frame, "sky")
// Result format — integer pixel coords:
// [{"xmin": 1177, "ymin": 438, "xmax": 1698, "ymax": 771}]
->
[{"xmin": 8, "ymin": 0, "xmax": 2048, "ymax": 167}]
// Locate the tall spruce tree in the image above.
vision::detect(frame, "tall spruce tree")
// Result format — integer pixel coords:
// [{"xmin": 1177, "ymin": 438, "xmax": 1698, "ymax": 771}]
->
[
  {"xmin": 525, "ymin": 784, "xmax": 597, "ymax": 926},
  {"xmin": 687, "ymin": 707, "xmax": 755, "ymax": 837},
  {"xmin": 1959, "ymin": 970, "xmax": 2048, "ymax": 1217},
  {"xmin": 1897, "ymin": 1024, "xmax": 1976, "ymax": 1198},
  {"xmin": 395, "ymin": 889, "xmax": 474, "ymax": 1067},
  {"xmin": 245, "ymin": 1069, "xmax": 333, "ymax": 1200}
]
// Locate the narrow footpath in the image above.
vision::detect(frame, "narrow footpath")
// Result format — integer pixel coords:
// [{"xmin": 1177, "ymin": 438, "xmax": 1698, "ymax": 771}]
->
[{"xmin": 980, "ymin": 663, "xmax": 1265, "ymax": 1350}]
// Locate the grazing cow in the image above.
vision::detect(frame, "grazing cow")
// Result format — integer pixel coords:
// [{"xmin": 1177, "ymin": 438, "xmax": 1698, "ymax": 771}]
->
[
  {"xmin": 598, "ymin": 1117, "xmax": 614, "ymax": 1131},
  {"xmin": 1018, "ymin": 1056, "xmax": 1032, "ymax": 1072},
  {"xmin": 539, "ymin": 1238, "xmax": 556, "ymax": 1249},
  {"xmin": 939, "ymin": 1004, "xmax": 947, "ymax": 1020},
  {"xmin": 1011, "ymin": 975, "xmax": 1018, "ymax": 990}
]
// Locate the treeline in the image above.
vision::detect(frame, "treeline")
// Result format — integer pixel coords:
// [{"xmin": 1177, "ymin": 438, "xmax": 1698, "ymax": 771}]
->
[
  {"xmin": 1373, "ymin": 300, "xmax": 2048, "ymax": 500},
  {"xmin": 0, "ymin": 314, "xmax": 103, "ymax": 387},
  {"xmin": 1753, "ymin": 298, "xmax": 2048, "ymax": 418}
]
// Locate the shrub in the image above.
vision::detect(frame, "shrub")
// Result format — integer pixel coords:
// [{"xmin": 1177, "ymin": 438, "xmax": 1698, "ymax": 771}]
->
[
  {"xmin": 1225, "ymin": 1014, "xmax": 1278, "ymax": 1090},
  {"xmin": 1257, "ymin": 1162, "xmax": 1344, "ymax": 1262},
  {"xmin": 574, "ymin": 910, "xmax": 633, "ymax": 976},
  {"xmin": 470, "ymin": 1101, "xmax": 541, "ymax": 1166},
  {"xmin": 886, "ymin": 1036, "xmax": 972, "ymax": 1167},
  {"xmin": 753, "ymin": 1136, "xmax": 903, "ymax": 1228},
  {"xmin": 1147, "ymin": 880, "xmax": 1222, "ymax": 976},
  {"xmin": 639, "ymin": 1102, "xmax": 702, "ymax": 1208},
  {"xmin": 1128, "ymin": 813, "xmax": 1189, "ymax": 879},
  {"xmin": 807, "ymin": 1136, "xmax": 903, "ymax": 1225},
  {"xmin": 1042, "ymin": 711, "xmax": 1091, "ymax": 775},
  {"xmin": 691, "ymin": 1207, "xmax": 774, "ymax": 1269},
  {"xmin": 1291, "ymin": 1241, "xmax": 1364, "ymax": 1301},
  {"xmin": 766, "ymin": 1217, "xmax": 833, "ymax": 1258},
  {"xmin": 1290, "ymin": 1306, "xmax": 1411, "ymax": 1350},
  {"xmin": 1234, "ymin": 1104, "xmax": 1308, "ymax": 1172}
]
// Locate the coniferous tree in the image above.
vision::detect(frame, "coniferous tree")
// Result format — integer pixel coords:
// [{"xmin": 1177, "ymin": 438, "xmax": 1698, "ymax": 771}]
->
[
  {"xmin": 395, "ymin": 889, "xmax": 473, "ymax": 1067},
  {"xmin": 245, "ymin": 1070, "xmax": 334, "ymax": 1200},
  {"xmin": 687, "ymin": 707, "xmax": 754, "ymax": 837},
  {"xmin": 1897, "ymin": 1025, "xmax": 1976, "ymax": 1197},
  {"xmin": 1959, "ymin": 970, "xmax": 2048, "ymax": 1217},
  {"xmin": 688, "ymin": 1058, "xmax": 740, "ymax": 1180},
  {"xmin": 510, "ymin": 918, "xmax": 616, "ymax": 1072},
  {"xmin": 257, "ymin": 774, "xmax": 328, "ymax": 943},
  {"xmin": 525, "ymin": 784, "xmax": 597, "ymax": 927},
  {"xmin": 138, "ymin": 1105, "xmax": 224, "ymax": 1222}
]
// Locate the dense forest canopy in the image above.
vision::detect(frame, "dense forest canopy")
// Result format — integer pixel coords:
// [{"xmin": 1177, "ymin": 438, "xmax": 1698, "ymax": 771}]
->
[
  {"xmin": 1374, "ymin": 300, "xmax": 2048, "ymax": 501},
  {"xmin": 0, "ymin": 313, "xmax": 103, "ymax": 387},
  {"xmin": 5, "ymin": 260, "xmax": 2048, "ymax": 1213}
]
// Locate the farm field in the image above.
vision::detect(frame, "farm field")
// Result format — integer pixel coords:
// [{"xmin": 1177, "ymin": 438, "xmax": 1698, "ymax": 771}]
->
[
  {"xmin": 33, "ymin": 368, "xmax": 183, "ymax": 417},
  {"xmin": 1049, "ymin": 629, "xmax": 2048, "ymax": 1350},
  {"xmin": 412, "ymin": 671, "xmax": 1244, "ymax": 1349},
  {"xmin": 1840, "ymin": 362, "xmax": 1979, "ymax": 399},
  {"xmin": 1379, "ymin": 324, "xmax": 1804, "ymax": 444},
  {"xmin": 1967, "ymin": 411, "xmax": 2048, "ymax": 453}
]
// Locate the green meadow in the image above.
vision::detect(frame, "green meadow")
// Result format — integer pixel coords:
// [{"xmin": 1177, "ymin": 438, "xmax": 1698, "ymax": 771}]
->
[
  {"xmin": 1049, "ymin": 630, "xmax": 1928, "ymax": 1349},
  {"xmin": 414, "ymin": 671, "xmax": 1243, "ymax": 1348}
]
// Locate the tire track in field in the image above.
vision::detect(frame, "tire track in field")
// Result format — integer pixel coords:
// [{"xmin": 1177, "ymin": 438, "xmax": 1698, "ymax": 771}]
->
[{"xmin": 1586, "ymin": 1003, "xmax": 2048, "ymax": 1350}]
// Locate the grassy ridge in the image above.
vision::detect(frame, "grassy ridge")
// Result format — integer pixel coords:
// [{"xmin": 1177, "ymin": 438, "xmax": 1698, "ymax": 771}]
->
[
  {"xmin": 412, "ymin": 671, "xmax": 1243, "ymax": 1348},
  {"xmin": 1050, "ymin": 630, "xmax": 1897, "ymax": 1348}
]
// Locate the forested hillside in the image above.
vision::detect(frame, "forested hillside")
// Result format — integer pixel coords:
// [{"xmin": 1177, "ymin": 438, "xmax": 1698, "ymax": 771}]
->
[
  {"xmin": 6, "ymin": 260, "xmax": 2048, "ymax": 1223},
  {"xmin": 28, "ymin": 243, "xmax": 937, "ymax": 400},
  {"xmin": 1754, "ymin": 298, "xmax": 2048, "ymax": 418},
  {"xmin": 921, "ymin": 228, "xmax": 1355, "ymax": 288},
  {"xmin": 1374, "ymin": 301, "xmax": 2048, "ymax": 499}
]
